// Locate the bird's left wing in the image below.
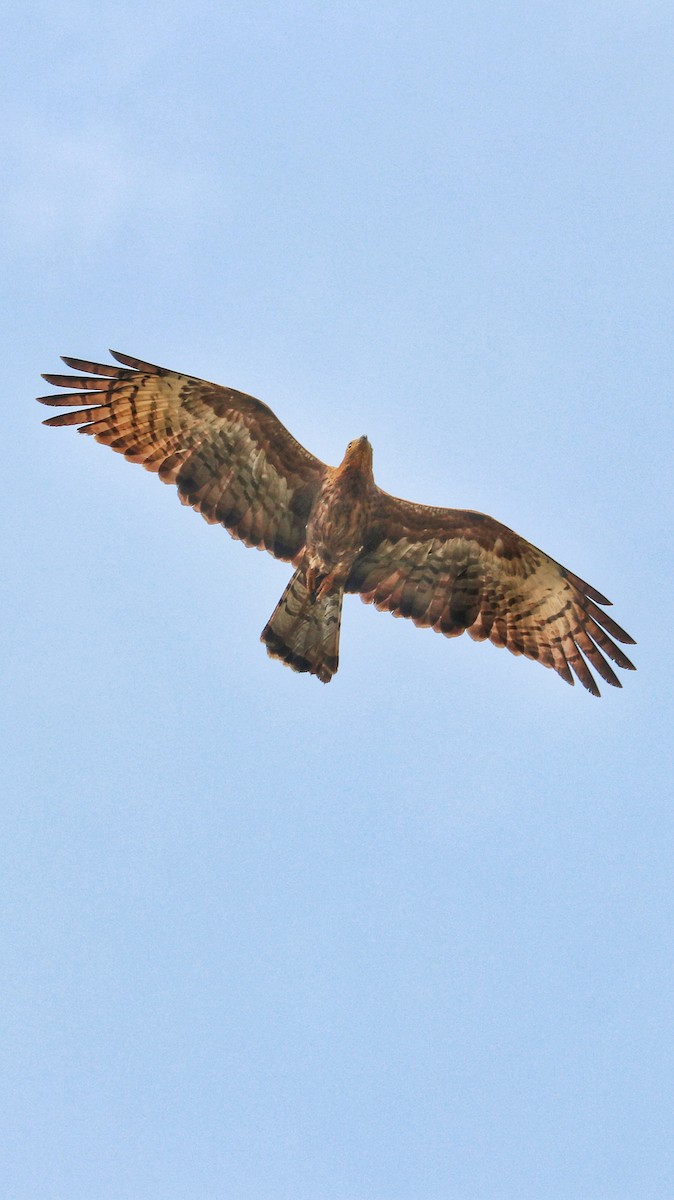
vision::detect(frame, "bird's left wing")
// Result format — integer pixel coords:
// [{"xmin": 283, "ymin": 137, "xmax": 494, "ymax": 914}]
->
[
  {"xmin": 346, "ymin": 490, "xmax": 635, "ymax": 695},
  {"xmin": 38, "ymin": 351, "xmax": 327, "ymax": 561}
]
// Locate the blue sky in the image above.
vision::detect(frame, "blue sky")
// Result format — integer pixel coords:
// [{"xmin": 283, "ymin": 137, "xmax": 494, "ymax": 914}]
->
[{"xmin": 2, "ymin": 3, "xmax": 673, "ymax": 1197}]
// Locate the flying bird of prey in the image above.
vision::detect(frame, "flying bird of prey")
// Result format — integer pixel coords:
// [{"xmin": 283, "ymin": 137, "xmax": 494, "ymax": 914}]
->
[{"xmin": 38, "ymin": 351, "xmax": 635, "ymax": 694}]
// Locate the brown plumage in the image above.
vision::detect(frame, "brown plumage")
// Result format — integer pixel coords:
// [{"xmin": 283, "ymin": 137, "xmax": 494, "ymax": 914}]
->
[{"xmin": 38, "ymin": 351, "xmax": 636, "ymax": 694}]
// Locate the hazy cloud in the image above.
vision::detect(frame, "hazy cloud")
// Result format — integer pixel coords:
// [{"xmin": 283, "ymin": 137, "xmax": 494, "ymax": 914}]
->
[{"xmin": 2, "ymin": 115, "xmax": 219, "ymax": 254}]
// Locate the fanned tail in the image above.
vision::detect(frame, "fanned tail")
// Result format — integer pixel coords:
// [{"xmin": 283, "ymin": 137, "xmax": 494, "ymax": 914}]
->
[{"xmin": 261, "ymin": 568, "xmax": 342, "ymax": 683}]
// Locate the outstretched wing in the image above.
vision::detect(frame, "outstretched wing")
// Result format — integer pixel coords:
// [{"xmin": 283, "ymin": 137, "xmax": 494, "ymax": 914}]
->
[
  {"xmin": 346, "ymin": 492, "xmax": 636, "ymax": 695},
  {"xmin": 38, "ymin": 351, "xmax": 327, "ymax": 561}
]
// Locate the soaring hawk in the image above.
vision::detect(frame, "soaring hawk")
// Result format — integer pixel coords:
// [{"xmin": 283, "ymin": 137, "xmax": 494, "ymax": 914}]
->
[{"xmin": 38, "ymin": 351, "xmax": 635, "ymax": 694}]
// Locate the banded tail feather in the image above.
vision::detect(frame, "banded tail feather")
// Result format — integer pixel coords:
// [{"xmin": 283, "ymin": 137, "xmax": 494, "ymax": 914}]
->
[{"xmin": 261, "ymin": 568, "xmax": 343, "ymax": 683}]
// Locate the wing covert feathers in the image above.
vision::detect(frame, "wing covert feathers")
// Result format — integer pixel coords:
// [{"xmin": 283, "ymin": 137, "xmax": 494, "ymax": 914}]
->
[{"xmin": 38, "ymin": 351, "xmax": 327, "ymax": 562}]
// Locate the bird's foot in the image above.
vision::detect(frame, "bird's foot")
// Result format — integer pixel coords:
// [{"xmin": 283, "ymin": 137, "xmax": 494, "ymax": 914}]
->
[{"xmin": 315, "ymin": 571, "xmax": 336, "ymax": 602}]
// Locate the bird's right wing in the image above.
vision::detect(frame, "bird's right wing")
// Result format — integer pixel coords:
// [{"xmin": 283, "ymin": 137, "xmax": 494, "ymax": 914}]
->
[{"xmin": 38, "ymin": 351, "xmax": 327, "ymax": 561}]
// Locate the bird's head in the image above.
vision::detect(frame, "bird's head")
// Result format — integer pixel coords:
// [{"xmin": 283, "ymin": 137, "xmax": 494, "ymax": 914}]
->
[{"xmin": 341, "ymin": 435, "xmax": 373, "ymax": 476}]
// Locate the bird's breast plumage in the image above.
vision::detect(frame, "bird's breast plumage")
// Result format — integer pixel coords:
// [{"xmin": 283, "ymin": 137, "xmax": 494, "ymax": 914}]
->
[{"xmin": 305, "ymin": 463, "xmax": 375, "ymax": 577}]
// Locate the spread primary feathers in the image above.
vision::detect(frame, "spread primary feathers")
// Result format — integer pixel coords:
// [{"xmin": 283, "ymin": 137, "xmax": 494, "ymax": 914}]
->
[{"xmin": 38, "ymin": 351, "xmax": 635, "ymax": 694}]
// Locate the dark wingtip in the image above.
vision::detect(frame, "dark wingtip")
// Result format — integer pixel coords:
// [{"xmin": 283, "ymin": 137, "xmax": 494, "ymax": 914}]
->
[
  {"xmin": 109, "ymin": 349, "xmax": 138, "ymax": 366},
  {"xmin": 108, "ymin": 349, "xmax": 166, "ymax": 374},
  {"xmin": 109, "ymin": 349, "xmax": 140, "ymax": 367},
  {"xmin": 585, "ymin": 584, "xmax": 612, "ymax": 606}
]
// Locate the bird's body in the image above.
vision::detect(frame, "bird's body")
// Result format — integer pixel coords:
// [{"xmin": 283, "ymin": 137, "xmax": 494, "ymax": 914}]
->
[
  {"xmin": 303, "ymin": 437, "xmax": 375, "ymax": 598},
  {"xmin": 38, "ymin": 351, "xmax": 635, "ymax": 694}
]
